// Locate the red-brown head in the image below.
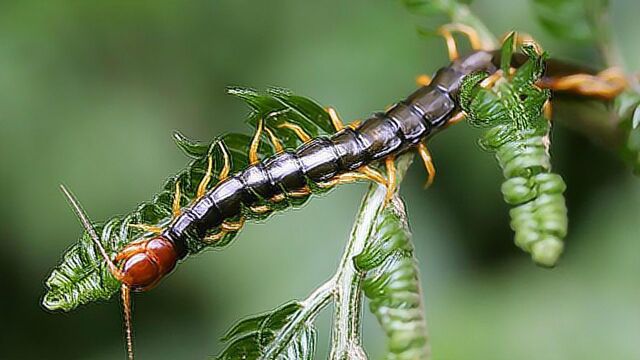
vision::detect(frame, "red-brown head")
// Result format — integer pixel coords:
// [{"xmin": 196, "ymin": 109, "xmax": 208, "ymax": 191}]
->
[
  {"xmin": 115, "ymin": 236, "xmax": 178, "ymax": 291},
  {"xmin": 60, "ymin": 185, "xmax": 179, "ymax": 359}
]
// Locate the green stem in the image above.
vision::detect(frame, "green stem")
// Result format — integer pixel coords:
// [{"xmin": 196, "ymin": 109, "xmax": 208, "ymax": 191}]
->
[
  {"xmin": 329, "ymin": 155, "xmax": 415, "ymax": 360},
  {"xmin": 263, "ymin": 280, "xmax": 334, "ymax": 359}
]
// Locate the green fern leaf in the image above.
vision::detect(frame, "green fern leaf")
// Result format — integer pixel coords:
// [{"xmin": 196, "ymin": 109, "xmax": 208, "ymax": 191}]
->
[
  {"xmin": 43, "ymin": 88, "xmax": 334, "ymax": 312},
  {"xmin": 216, "ymin": 301, "xmax": 317, "ymax": 360},
  {"xmin": 460, "ymin": 40, "xmax": 568, "ymax": 267}
]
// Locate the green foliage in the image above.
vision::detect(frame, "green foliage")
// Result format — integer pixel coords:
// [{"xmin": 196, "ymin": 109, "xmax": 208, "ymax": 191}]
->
[
  {"xmin": 402, "ymin": 0, "xmax": 472, "ymax": 17},
  {"xmin": 43, "ymin": 88, "xmax": 334, "ymax": 312},
  {"xmin": 460, "ymin": 42, "xmax": 568, "ymax": 267},
  {"xmin": 532, "ymin": 0, "xmax": 609, "ymax": 42},
  {"xmin": 402, "ymin": 0, "xmax": 497, "ymax": 49},
  {"xmin": 355, "ymin": 204, "xmax": 430, "ymax": 360},
  {"xmin": 216, "ymin": 301, "xmax": 317, "ymax": 360}
]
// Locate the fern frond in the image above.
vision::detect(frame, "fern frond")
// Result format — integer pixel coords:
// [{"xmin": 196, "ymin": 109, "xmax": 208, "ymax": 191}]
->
[{"xmin": 43, "ymin": 89, "xmax": 334, "ymax": 312}]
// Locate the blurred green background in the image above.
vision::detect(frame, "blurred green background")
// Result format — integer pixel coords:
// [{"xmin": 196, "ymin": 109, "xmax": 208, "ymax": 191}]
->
[{"xmin": 1, "ymin": 0, "xmax": 639, "ymax": 359}]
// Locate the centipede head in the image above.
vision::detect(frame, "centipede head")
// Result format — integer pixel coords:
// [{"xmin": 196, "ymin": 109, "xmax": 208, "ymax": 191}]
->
[
  {"xmin": 115, "ymin": 236, "xmax": 179, "ymax": 291},
  {"xmin": 61, "ymin": 185, "xmax": 177, "ymax": 360}
]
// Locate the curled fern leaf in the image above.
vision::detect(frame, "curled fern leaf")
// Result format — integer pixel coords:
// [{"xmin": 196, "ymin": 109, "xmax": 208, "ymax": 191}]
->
[
  {"xmin": 460, "ymin": 41, "xmax": 568, "ymax": 267},
  {"xmin": 43, "ymin": 88, "xmax": 334, "ymax": 312},
  {"xmin": 354, "ymin": 203, "xmax": 430, "ymax": 360}
]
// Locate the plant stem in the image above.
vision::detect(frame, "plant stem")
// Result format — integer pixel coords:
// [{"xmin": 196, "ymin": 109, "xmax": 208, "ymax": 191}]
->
[
  {"xmin": 263, "ymin": 279, "xmax": 334, "ymax": 359},
  {"xmin": 329, "ymin": 155, "xmax": 415, "ymax": 360}
]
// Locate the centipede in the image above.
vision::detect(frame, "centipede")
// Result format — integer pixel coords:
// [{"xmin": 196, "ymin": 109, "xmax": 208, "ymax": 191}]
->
[{"xmin": 44, "ymin": 25, "xmax": 628, "ymax": 359}]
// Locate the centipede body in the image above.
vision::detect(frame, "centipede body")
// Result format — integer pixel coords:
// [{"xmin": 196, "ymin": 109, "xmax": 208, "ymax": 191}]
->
[{"xmin": 163, "ymin": 50, "xmax": 499, "ymax": 257}]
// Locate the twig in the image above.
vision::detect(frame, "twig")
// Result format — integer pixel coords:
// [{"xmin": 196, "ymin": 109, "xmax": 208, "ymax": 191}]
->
[
  {"xmin": 263, "ymin": 280, "xmax": 334, "ymax": 359},
  {"xmin": 329, "ymin": 155, "xmax": 415, "ymax": 360}
]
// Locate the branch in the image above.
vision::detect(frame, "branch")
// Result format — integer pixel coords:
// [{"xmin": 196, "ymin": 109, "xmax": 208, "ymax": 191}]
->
[
  {"xmin": 329, "ymin": 154, "xmax": 416, "ymax": 360},
  {"xmin": 262, "ymin": 280, "xmax": 334, "ymax": 359}
]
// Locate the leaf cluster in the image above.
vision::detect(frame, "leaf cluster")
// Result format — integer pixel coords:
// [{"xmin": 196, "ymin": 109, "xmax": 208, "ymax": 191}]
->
[{"xmin": 43, "ymin": 88, "xmax": 333, "ymax": 312}]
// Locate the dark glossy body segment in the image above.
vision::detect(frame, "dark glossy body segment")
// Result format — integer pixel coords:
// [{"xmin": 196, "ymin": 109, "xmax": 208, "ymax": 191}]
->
[{"xmin": 163, "ymin": 50, "xmax": 498, "ymax": 252}]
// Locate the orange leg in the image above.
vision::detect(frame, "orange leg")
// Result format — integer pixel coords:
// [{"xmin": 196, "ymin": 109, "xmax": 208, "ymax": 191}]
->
[
  {"xmin": 196, "ymin": 156, "xmax": 213, "ymax": 199},
  {"xmin": 277, "ymin": 122, "xmax": 312, "ymax": 143},
  {"xmin": 204, "ymin": 218, "xmax": 246, "ymax": 243},
  {"xmin": 217, "ymin": 141, "xmax": 231, "ymax": 181},
  {"xmin": 480, "ymin": 71, "xmax": 503, "ymax": 88},
  {"xmin": 114, "ymin": 242, "xmax": 147, "ymax": 262},
  {"xmin": 264, "ymin": 126, "xmax": 284, "ymax": 153},
  {"xmin": 128, "ymin": 223, "xmax": 164, "ymax": 234},
  {"xmin": 249, "ymin": 118, "xmax": 265, "ymax": 165},
  {"xmin": 287, "ymin": 185, "xmax": 311, "ymax": 198},
  {"xmin": 317, "ymin": 171, "xmax": 384, "ymax": 188},
  {"xmin": 445, "ymin": 111, "xmax": 466, "ymax": 127},
  {"xmin": 384, "ymin": 156, "xmax": 397, "ymax": 204},
  {"xmin": 543, "ymin": 100, "xmax": 553, "ymax": 122},
  {"xmin": 416, "ymin": 143, "xmax": 436, "ymax": 188},
  {"xmin": 437, "ymin": 23, "xmax": 484, "ymax": 61},
  {"xmin": 327, "ymin": 107, "xmax": 362, "ymax": 131},
  {"xmin": 172, "ymin": 181, "xmax": 182, "ymax": 217},
  {"xmin": 416, "ymin": 74, "xmax": 432, "ymax": 87},
  {"xmin": 220, "ymin": 218, "xmax": 245, "ymax": 232},
  {"xmin": 538, "ymin": 68, "xmax": 627, "ymax": 100}
]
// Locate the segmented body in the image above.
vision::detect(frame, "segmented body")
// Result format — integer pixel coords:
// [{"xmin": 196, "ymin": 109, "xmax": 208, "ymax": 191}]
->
[
  {"xmin": 165, "ymin": 50, "xmax": 499, "ymax": 257},
  {"xmin": 47, "ymin": 47, "xmax": 587, "ymax": 310}
]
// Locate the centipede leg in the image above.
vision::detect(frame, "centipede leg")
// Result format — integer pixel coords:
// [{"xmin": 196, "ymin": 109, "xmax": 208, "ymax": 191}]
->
[
  {"xmin": 384, "ymin": 156, "xmax": 397, "ymax": 203},
  {"xmin": 445, "ymin": 111, "xmax": 466, "ymax": 127},
  {"xmin": 203, "ymin": 231, "xmax": 226, "ymax": 244},
  {"xmin": 249, "ymin": 118, "xmax": 265, "ymax": 165},
  {"xmin": 327, "ymin": 107, "xmax": 361, "ymax": 131},
  {"xmin": 543, "ymin": 100, "xmax": 553, "ymax": 122},
  {"xmin": 327, "ymin": 107, "xmax": 345, "ymax": 131},
  {"xmin": 438, "ymin": 23, "xmax": 485, "ymax": 61},
  {"xmin": 416, "ymin": 142, "xmax": 436, "ymax": 188},
  {"xmin": 114, "ymin": 242, "xmax": 148, "ymax": 262},
  {"xmin": 358, "ymin": 165, "xmax": 388, "ymax": 186},
  {"xmin": 264, "ymin": 126, "xmax": 284, "ymax": 153},
  {"xmin": 277, "ymin": 122, "xmax": 312, "ymax": 143},
  {"xmin": 217, "ymin": 141, "xmax": 231, "ymax": 181},
  {"xmin": 541, "ymin": 100, "xmax": 553, "ymax": 152},
  {"xmin": 287, "ymin": 185, "xmax": 312, "ymax": 198},
  {"xmin": 538, "ymin": 67, "xmax": 627, "ymax": 100},
  {"xmin": 249, "ymin": 204, "xmax": 271, "ymax": 215},
  {"xmin": 204, "ymin": 218, "xmax": 246, "ymax": 243},
  {"xmin": 317, "ymin": 171, "xmax": 385, "ymax": 188},
  {"xmin": 221, "ymin": 217, "xmax": 245, "ymax": 232},
  {"xmin": 196, "ymin": 156, "xmax": 213, "ymax": 199},
  {"xmin": 172, "ymin": 181, "xmax": 181, "ymax": 217},
  {"xmin": 128, "ymin": 223, "xmax": 164, "ymax": 234},
  {"xmin": 416, "ymin": 74, "xmax": 432, "ymax": 87}
]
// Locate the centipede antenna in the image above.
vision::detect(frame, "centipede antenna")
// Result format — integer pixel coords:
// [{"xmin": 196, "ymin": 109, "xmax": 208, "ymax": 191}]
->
[
  {"xmin": 59, "ymin": 184, "xmax": 122, "ymax": 278},
  {"xmin": 121, "ymin": 284, "xmax": 135, "ymax": 360}
]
